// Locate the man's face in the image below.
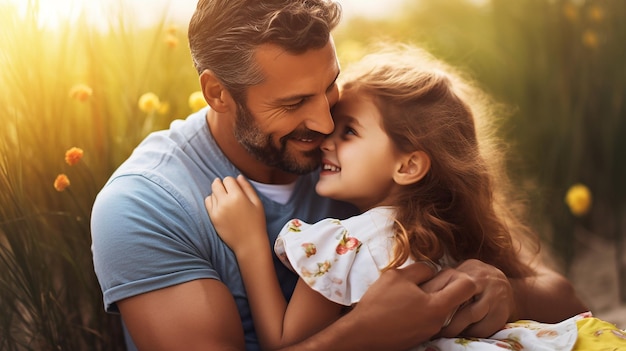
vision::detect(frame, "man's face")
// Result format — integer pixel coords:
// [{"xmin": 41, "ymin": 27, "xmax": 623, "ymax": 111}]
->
[{"xmin": 233, "ymin": 39, "xmax": 340, "ymax": 175}]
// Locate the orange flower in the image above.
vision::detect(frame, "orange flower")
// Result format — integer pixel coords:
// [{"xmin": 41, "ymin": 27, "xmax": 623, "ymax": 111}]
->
[
  {"xmin": 582, "ymin": 30, "xmax": 599, "ymax": 49},
  {"xmin": 54, "ymin": 174, "xmax": 70, "ymax": 192},
  {"xmin": 69, "ymin": 84, "xmax": 93, "ymax": 102},
  {"xmin": 164, "ymin": 34, "xmax": 179, "ymax": 48},
  {"xmin": 166, "ymin": 24, "xmax": 178, "ymax": 35},
  {"xmin": 65, "ymin": 147, "xmax": 84, "ymax": 166},
  {"xmin": 588, "ymin": 6, "xmax": 604, "ymax": 22},
  {"xmin": 562, "ymin": 3, "xmax": 578, "ymax": 22}
]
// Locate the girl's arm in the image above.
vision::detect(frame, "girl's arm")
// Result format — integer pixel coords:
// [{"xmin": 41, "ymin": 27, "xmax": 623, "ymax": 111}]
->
[{"xmin": 205, "ymin": 175, "xmax": 343, "ymax": 350}]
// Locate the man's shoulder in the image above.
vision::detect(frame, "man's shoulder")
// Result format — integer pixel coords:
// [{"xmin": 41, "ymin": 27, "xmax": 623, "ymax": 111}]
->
[{"xmin": 103, "ymin": 108, "xmax": 228, "ymax": 194}]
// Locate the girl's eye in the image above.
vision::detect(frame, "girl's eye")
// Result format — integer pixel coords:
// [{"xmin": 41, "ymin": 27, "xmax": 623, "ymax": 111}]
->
[{"xmin": 343, "ymin": 127, "xmax": 356, "ymax": 137}]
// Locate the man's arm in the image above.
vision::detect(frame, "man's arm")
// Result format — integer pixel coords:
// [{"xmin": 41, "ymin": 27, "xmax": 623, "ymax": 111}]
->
[
  {"xmin": 277, "ymin": 262, "xmax": 479, "ymax": 351},
  {"xmin": 509, "ymin": 259, "xmax": 588, "ymax": 323},
  {"xmin": 118, "ymin": 279, "xmax": 246, "ymax": 351},
  {"xmin": 432, "ymin": 258, "xmax": 588, "ymax": 338},
  {"xmin": 120, "ymin": 263, "xmax": 477, "ymax": 351}
]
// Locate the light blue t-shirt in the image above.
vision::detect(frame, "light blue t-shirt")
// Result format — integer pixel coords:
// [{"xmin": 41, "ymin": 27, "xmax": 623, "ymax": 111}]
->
[{"xmin": 90, "ymin": 107, "xmax": 357, "ymax": 350}]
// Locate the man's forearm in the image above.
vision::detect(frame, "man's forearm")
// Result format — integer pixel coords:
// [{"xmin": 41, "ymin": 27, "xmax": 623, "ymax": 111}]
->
[
  {"xmin": 278, "ymin": 303, "xmax": 435, "ymax": 351},
  {"xmin": 279, "ymin": 263, "xmax": 469, "ymax": 351},
  {"xmin": 278, "ymin": 315, "xmax": 372, "ymax": 351},
  {"xmin": 509, "ymin": 266, "xmax": 588, "ymax": 323}
]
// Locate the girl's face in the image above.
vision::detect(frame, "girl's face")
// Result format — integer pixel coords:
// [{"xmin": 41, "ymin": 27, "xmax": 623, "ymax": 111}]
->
[{"xmin": 316, "ymin": 91, "xmax": 406, "ymax": 211}]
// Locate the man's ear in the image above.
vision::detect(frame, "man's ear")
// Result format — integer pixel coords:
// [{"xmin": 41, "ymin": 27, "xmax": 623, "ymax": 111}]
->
[
  {"xmin": 199, "ymin": 69, "xmax": 234, "ymax": 113},
  {"xmin": 394, "ymin": 151, "xmax": 431, "ymax": 185}
]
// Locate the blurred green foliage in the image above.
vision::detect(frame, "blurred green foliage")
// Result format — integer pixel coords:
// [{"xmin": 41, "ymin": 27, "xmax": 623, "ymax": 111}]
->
[{"xmin": 0, "ymin": 0, "xmax": 624, "ymax": 349}]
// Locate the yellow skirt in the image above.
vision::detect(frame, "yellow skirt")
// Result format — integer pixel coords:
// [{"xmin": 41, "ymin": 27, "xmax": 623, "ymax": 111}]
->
[{"xmin": 573, "ymin": 316, "xmax": 626, "ymax": 350}]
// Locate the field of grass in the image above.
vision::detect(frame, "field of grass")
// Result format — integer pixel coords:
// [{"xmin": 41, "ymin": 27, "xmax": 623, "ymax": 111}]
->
[{"xmin": 1, "ymin": 0, "xmax": 624, "ymax": 349}]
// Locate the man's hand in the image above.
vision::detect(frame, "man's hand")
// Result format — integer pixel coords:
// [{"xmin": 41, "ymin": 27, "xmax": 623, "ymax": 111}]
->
[
  {"xmin": 425, "ymin": 254, "xmax": 589, "ymax": 340},
  {"xmin": 332, "ymin": 262, "xmax": 478, "ymax": 350},
  {"xmin": 421, "ymin": 259, "xmax": 514, "ymax": 338}
]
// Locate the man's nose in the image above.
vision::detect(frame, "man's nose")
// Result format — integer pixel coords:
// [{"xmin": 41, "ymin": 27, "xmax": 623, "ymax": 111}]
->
[{"xmin": 304, "ymin": 96, "xmax": 334, "ymax": 135}]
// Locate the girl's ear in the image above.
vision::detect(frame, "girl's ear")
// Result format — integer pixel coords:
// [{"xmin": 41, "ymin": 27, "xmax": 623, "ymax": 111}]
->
[
  {"xmin": 394, "ymin": 151, "xmax": 431, "ymax": 185},
  {"xmin": 199, "ymin": 69, "xmax": 234, "ymax": 113}
]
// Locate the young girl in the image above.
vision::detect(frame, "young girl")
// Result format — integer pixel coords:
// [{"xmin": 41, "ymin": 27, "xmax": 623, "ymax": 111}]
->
[{"xmin": 206, "ymin": 44, "xmax": 625, "ymax": 350}]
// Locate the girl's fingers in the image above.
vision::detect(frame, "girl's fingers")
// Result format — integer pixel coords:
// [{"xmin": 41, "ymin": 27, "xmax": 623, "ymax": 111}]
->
[
  {"xmin": 236, "ymin": 175, "xmax": 261, "ymax": 205},
  {"xmin": 210, "ymin": 177, "xmax": 226, "ymax": 197},
  {"xmin": 221, "ymin": 176, "xmax": 239, "ymax": 193}
]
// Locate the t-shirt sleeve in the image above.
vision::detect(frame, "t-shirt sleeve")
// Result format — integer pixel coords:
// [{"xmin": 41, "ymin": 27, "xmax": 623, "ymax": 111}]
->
[
  {"xmin": 273, "ymin": 218, "xmax": 383, "ymax": 306},
  {"xmin": 91, "ymin": 174, "xmax": 219, "ymax": 313}
]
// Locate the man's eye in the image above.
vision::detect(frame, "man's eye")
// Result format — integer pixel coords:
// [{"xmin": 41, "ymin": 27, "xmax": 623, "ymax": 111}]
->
[{"xmin": 284, "ymin": 99, "xmax": 305, "ymax": 110}]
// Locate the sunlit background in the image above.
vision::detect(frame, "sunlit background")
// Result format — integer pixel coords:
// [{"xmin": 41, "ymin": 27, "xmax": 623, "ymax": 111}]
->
[
  {"xmin": 1, "ymin": 0, "xmax": 625, "ymax": 349},
  {"xmin": 4, "ymin": 0, "xmax": 411, "ymax": 29}
]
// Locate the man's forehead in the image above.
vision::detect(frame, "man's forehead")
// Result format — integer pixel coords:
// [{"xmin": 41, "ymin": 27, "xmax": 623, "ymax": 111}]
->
[{"xmin": 251, "ymin": 41, "xmax": 339, "ymax": 99}]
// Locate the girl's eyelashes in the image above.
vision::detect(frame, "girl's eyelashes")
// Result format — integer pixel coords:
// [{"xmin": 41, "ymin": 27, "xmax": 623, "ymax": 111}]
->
[{"xmin": 341, "ymin": 126, "xmax": 356, "ymax": 138}]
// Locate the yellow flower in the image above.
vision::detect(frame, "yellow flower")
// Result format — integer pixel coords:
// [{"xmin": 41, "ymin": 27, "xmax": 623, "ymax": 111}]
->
[
  {"xmin": 582, "ymin": 30, "xmax": 599, "ymax": 49},
  {"xmin": 188, "ymin": 91, "xmax": 207, "ymax": 112},
  {"xmin": 69, "ymin": 84, "xmax": 93, "ymax": 102},
  {"xmin": 164, "ymin": 34, "xmax": 179, "ymax": 49},
  {"xmin": 565, "ymin": 183, "xmax": 592, "ymax": 216},
  {"xmin": 138, "ymin": 92, "xmax": 161, "ymax": 113},
  {"xmin": 158, "ymin": 101, "xmax": 170, "ymax": 115},
  {"xmin": 65, "ymin": 147, "xmax": 84, "ymax": 166},
  {"xmin": 54, "ymin": 174, "xmax": 71, "ymax": 192}
]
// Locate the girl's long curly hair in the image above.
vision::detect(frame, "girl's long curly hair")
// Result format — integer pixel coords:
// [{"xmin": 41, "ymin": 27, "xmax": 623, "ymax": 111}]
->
[{"xmin": 340, "ymin": 44, "xmax": 539, "ymax": 278}]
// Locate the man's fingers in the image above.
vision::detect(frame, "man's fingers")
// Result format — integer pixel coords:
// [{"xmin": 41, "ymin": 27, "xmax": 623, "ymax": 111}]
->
[
  {"xmin": 438, "ymin": 300, "xmax": 472, "ymax": 337},
  {"xmin": 445, "ymin": 298, "xmax": 500, "ymax": 338},
  {"xmin": 397, "ymin": 261, "xmax": 439, "ymax": 285}
]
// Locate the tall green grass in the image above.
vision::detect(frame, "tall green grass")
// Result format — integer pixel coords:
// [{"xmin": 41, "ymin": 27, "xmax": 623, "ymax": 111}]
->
[{"xmin": 0, "ymin": 1, "xmax": 199, "ymax": 348}]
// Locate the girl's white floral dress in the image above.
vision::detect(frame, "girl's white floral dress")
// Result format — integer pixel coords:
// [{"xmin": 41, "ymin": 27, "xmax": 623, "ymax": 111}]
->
[{"xmin": 273, "ymin": 206, "xmax": 626, "ymax": 350}]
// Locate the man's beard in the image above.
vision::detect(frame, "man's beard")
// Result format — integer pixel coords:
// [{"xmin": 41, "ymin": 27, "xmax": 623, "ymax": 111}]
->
[{"xmin": 233, "ymin": 102, "xmax": 323, "ymax": 175}]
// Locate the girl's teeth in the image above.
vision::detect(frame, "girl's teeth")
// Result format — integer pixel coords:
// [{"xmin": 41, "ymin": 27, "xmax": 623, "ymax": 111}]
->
[{"xmin": 323, "ymin": 164, "xmax": 340, "ymax": 172}]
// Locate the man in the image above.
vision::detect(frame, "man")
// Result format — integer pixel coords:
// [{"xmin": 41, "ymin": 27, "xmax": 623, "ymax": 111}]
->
[{"xmin": 91, "ymin": 1, "xmax": 587, "ymax": 350}]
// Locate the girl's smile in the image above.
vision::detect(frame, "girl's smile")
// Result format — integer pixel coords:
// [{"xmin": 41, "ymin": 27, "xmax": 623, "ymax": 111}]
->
[{"xmin": 316, "ymin": 91, "xmax": 405, "ymax": 211}]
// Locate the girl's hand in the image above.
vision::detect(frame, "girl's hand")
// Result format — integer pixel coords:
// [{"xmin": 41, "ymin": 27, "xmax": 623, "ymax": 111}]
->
[{"xmin": 205, "ymin": 175, "xmax": 267, "ymax": 254}]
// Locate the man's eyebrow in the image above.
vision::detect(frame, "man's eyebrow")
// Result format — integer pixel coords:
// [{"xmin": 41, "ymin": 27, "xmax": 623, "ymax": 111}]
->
[
  {"xmin": 274, "ymin": 71, "xmax": 340, "ymax": 104},
  {"xmin": 327, "ymin": 70, "xmax": 340, "ymax": 91}
]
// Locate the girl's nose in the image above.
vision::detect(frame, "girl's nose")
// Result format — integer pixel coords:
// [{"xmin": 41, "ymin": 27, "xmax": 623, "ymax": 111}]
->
[{"xmin": 320, "ymin": 133, "xmax": 335, "ymax": 151}]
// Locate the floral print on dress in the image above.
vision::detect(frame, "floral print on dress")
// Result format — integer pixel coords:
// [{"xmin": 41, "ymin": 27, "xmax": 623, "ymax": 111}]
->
[
  {"xmin": 287, "ymin": 219, "xmax": 302, "ymax": 232},
  {"xmin": 274, "ymin": 207, "xmax": 400, "ymax": 306},
  {"xmin": 301, "ymin": 243, "xmax": 317, "ymax": 257},
  {"xmin": 411, "ymin": 312, "xmax": 626, "ymax": 351},
  {"xmin": 335, "ymin": 230, "xmax": 362, "ymax": 255}
]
